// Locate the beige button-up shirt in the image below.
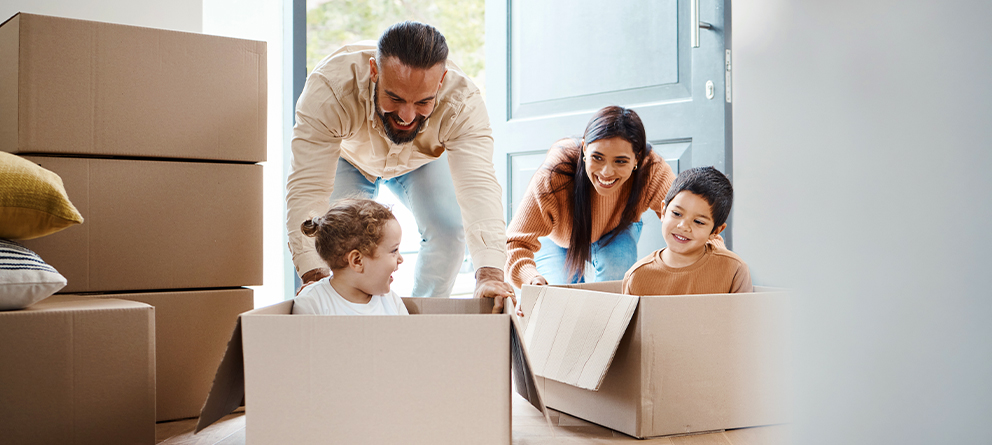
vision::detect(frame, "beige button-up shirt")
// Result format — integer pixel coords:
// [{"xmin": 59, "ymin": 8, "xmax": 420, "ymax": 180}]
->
[{"xmin": 287, "ymin": 43, "xmax": 508, "ymax": 276}]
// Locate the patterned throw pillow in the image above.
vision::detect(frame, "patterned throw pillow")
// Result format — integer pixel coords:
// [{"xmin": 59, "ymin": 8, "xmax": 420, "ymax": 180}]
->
[
  {"xmin": 0, "ymin": 238, "xmax": 67, "ymax": 310},
  {"xmin": 0, "ymin": 152, "xmax": 84, "ymax": 240}
]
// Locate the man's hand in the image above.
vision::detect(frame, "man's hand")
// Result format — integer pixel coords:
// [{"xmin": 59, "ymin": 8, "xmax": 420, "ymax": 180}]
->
[
  {"xmin": 474, "ymin": 267, "xmax": 522, "ymax": 316},
  {"xmin": 297, "ymin": 267, "xmax": 330, "ymax": 296},
  {"xmin": 529, "ymin": 275, "xmax": 548, "ymax": 286}
]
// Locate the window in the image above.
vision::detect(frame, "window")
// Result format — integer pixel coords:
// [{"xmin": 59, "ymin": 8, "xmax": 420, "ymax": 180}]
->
[{"xmin": 306, "ymin": 0, "xmax": 485, "ymax": 296}]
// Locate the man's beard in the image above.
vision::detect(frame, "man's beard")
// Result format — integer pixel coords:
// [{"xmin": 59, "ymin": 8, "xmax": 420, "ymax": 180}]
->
[{"xmin": 374, "ymin": 85, "xmax": 429, "ymax": 145}]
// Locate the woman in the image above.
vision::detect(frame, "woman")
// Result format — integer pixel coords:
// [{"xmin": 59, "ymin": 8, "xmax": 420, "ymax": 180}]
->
[{"xmin": 505, "ymin": 106, "xmax": 676, "ymax": 287}]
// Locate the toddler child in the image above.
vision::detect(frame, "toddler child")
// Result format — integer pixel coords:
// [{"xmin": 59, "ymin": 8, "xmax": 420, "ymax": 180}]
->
[
  {"xmin": 292, "ymin": 199, "xmax": 409, "ymax": 315},
  {"xmin": 622, "ymin": 166, "xmax": 753, "ymax": 295}
]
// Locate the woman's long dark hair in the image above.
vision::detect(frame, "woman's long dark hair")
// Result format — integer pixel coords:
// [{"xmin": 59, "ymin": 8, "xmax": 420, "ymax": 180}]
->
[{"xmin": 548, "ymin": 106, "xmax": 654, "ymax": 282}]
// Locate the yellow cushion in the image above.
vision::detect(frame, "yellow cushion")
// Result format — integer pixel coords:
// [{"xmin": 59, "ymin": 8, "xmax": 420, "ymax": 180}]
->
[{"xmin": 0, "ymin": 152, "xmax": 83, "ymax": 240}]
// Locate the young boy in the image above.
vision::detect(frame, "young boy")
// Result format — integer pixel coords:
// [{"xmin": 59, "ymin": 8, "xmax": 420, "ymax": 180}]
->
[{"xmin": 622, "ymin": 166, "xmax": 753, "ymax": 295}]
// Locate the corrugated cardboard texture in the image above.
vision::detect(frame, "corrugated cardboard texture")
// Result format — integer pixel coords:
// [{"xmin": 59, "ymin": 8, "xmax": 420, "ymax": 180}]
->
[
  {"xmin": 403, "ymin": 295, "xmax": 496, "ymax": 314},
  {"xmin": 0, "ymin": 13, "xmax": 266, "ymax": 162},
  {"xmin": 521, "ymin": 283, "xmax": 792, "ymax": 438},
  {"xmin": 0, "ymin": 296, "xmax": 156, "ymax": 445},
  {"xmin": 198, "ymin": 298, "xmax": 548, "ymax": 444},
  {"xmin": 523, "ymin": 286, "xmax": 638, "ymax": 390},
  {"xmin": 0, "ymin": 15, "xmax": 16, "ymax": 151},
  {"xmin": 20, "ymin": 156, "xmax": 263, "ymax": 292},
  {"xmin": 245, "ymin": 314, "xmax": 510, "ymax": 445},
  {"xmin": 66, "ymin": 288, "xmax": 254, "ymax": 422}
]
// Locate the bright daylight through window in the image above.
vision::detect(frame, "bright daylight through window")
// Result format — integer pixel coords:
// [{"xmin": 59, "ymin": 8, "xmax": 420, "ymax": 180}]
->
[{"xmin": 306, "ymin": 0, "xmax": 486, "ymax": 296}]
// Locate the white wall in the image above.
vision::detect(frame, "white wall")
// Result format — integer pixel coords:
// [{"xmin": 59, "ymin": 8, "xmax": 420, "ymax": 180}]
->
[
  {"xmin": 733, "ymin": 1, "xmax": 992, "ymax": 443},
  {"xmin": 202, "ymin": 0, "xmax": 287, "ymax": 309},
  {"xmin": 1, "ymin": 0, "xmax": 201, "ymax": 32},
  {"xmin": 2, "ymin": 0, "xmax": 285, "ymax": 308}
]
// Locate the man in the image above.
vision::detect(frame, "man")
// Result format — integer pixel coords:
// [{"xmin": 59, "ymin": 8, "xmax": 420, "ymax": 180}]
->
[{"xmin": 287, "ymin": 21, "xmax": 515, "ymax": 308}]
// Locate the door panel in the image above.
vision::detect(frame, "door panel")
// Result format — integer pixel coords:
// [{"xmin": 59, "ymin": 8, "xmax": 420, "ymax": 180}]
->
[
  {"xmin": 512, "ymin": 0, "xmax": 681, "ymax": 117},
  {"xmin": 488, "ymin": 0, "xmax": 733, "ymax": 261}
]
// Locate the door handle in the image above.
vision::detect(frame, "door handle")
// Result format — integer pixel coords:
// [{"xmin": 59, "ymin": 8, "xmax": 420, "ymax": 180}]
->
[{"xmin": 692, "ymin": 0, "xmax": 714, "ymax": 48}]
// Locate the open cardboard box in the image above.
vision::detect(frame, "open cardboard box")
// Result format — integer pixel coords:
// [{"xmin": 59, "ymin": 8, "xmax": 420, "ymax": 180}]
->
[
  {"xmin": 518, "ymin": 282, "xmax": 792, "ymax": 438},
  {"xmin": 196, "ymin": 297, "xmax": 549, "ymax": 445}
]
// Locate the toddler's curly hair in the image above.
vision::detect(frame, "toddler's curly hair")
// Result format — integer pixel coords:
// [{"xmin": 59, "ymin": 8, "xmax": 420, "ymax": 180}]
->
[{"xmin": 301, "ymin": 199, "xmax": 396, "ymax": 270}]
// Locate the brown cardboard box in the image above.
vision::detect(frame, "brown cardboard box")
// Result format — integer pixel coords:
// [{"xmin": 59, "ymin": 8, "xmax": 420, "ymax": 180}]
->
[
  {"xmin": 64, "ymin": 288, "xmax": 254, "ymax": 422},
  {"xmin": 20, "ymin": 156, "xmax": 263, "ymax": 293},
  {"xmin": 196, "ymin": 298, "xmax": 550, "ymax": 445},
  {"xmin": 0, "ymin": 12, "xmax": 266, "ymax": 162},
  {"xmin": 518, "ymin": 282, "xmax": 792, "ymax": 438},
  {"xmin": 0, "ymin": 296, "xmax": 156, "ymax": 445}
]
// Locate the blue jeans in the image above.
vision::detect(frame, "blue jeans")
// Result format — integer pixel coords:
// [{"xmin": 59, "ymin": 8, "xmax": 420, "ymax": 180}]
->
[
  {"xmin": 534, "ymin": 221, "xmax": 643, "ymax": 284},
  {"xmin": 330, "ymin": 153, "xmax": 465, "ymax": 298}
]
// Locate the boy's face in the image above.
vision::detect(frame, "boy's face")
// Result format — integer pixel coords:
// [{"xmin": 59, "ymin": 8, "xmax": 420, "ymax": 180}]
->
[
  {"xmin": 358, "ymin": 219, "xmax": 404, "ymax": 296},
  {"xmin": 660, "ymin": 191, "xmax": 726, "ymax": 259}
]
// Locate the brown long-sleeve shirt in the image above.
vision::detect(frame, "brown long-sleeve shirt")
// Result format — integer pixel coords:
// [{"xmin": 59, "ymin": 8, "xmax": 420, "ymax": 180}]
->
[{"xmin": 622, "ymin": 244, "xmax": 753, "ymax": 296}]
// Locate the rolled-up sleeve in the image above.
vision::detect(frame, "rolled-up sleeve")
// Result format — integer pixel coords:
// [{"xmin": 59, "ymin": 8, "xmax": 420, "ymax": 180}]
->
[
  {"xmin": 505, "ymin": 179, "xmax": 557, "ymax": 288},
  {"xmin": 440, "ymin": 92, "xmax": 508, "ymax": 271},
  {"xmin": 286, "ymin": 74, "xmax": 353, "ymax": 276}
]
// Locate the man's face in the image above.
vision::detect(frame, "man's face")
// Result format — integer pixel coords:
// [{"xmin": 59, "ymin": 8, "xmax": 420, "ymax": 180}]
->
[{"xmin": 371, "ymin": 57, "xmax": 447, "ymax": 144}]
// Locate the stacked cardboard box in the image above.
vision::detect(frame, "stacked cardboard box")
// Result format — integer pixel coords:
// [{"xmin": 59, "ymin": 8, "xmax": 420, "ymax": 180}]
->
[
  {"xmin": 0, "ymin": 296, "xmax": 156, "ymax": 445},
  {"xmin": 2, "ymin": 12, "xmax": 265, "ymax": 426}
]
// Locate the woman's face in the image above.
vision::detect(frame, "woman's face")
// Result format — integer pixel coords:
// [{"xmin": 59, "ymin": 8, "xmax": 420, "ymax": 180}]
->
[{"xmin": 583, "ymin": 137, "xmax": 637, "ymax": 197}]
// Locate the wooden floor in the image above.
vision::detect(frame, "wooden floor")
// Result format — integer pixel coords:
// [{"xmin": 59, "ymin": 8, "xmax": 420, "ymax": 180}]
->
[{"xmin": 157, "ymin": 394, "xmax": 790, "ymax": 445}]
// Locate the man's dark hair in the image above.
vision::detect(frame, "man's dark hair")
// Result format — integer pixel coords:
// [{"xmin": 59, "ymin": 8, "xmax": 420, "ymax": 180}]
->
[
  {"xmin": 663, "ymin": 166, "xmax": 734, "ymax": 233},
  {"xmin": 376, "ymin": 21, "xmax": 448, "ymax": 69}
]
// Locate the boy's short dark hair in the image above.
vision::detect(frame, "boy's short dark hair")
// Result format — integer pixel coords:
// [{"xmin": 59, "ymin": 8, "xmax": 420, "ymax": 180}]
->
[
  {"xmin": 377, "ymin": 21, "xmax": 448, "ymax": 69},
  {"xmin": 663, "ymin": 166, "xmax": 734, "ymax": 232}
]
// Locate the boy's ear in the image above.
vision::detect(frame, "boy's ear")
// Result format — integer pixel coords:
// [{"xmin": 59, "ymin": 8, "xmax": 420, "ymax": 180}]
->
[
  {"xmin": 709, "ymin": 223, "xmax": 727, "ymax": 239},
  {"xmin": 347, "ymin": 250, "xmax": 364, "ymax": 273}
]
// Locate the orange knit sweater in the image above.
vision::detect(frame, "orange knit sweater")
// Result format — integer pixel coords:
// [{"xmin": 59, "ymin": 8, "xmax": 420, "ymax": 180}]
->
[{"xmin": 505, "ymin": 139, "xmax": 675, "ymax": 287}]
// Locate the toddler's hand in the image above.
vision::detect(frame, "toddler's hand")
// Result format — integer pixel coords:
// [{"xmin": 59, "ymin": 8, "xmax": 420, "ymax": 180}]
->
[{"xmin": 529, "ymin": 276, "xmax": 548, "ymax": 286}]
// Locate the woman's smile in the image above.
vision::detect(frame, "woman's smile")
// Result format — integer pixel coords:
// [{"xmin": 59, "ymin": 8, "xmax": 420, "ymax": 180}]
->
[{"xmin": 595, "ymin": 174, "xmax": 619, "ymax": 187}]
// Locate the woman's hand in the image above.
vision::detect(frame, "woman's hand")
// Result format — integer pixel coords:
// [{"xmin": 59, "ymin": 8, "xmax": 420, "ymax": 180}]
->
[{"xmin": 529, "ymin": 275, "xmax": 548, "ymax": 286}]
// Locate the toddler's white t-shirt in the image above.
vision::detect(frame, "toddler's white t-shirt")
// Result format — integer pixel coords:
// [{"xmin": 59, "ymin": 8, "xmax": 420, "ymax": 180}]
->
[{"xmin": 292, "ymin": 277, "xmax": 409, "ymax": 315}]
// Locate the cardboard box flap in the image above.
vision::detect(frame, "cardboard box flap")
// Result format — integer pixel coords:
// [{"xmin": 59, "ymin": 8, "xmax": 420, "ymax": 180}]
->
[
  {"xmin": 195, "ymin": 316, "xmax": 244, "ymax": 433},
  {"xmin": 196, "ymin": 300, "xmax": 292, "ymax": 433},
  {"xmin": 521, "ymin": 285, "xmax": 639, "ymax": 391},
  {"xmin": 510, "ymin": 312, "xmax": 550, "ymax": 421}
]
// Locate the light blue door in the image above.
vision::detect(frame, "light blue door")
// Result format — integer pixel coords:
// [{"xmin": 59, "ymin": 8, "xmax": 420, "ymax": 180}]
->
[{"xmin": 487, "ymin": 0, "xmax": 734, "ymax": 256}]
